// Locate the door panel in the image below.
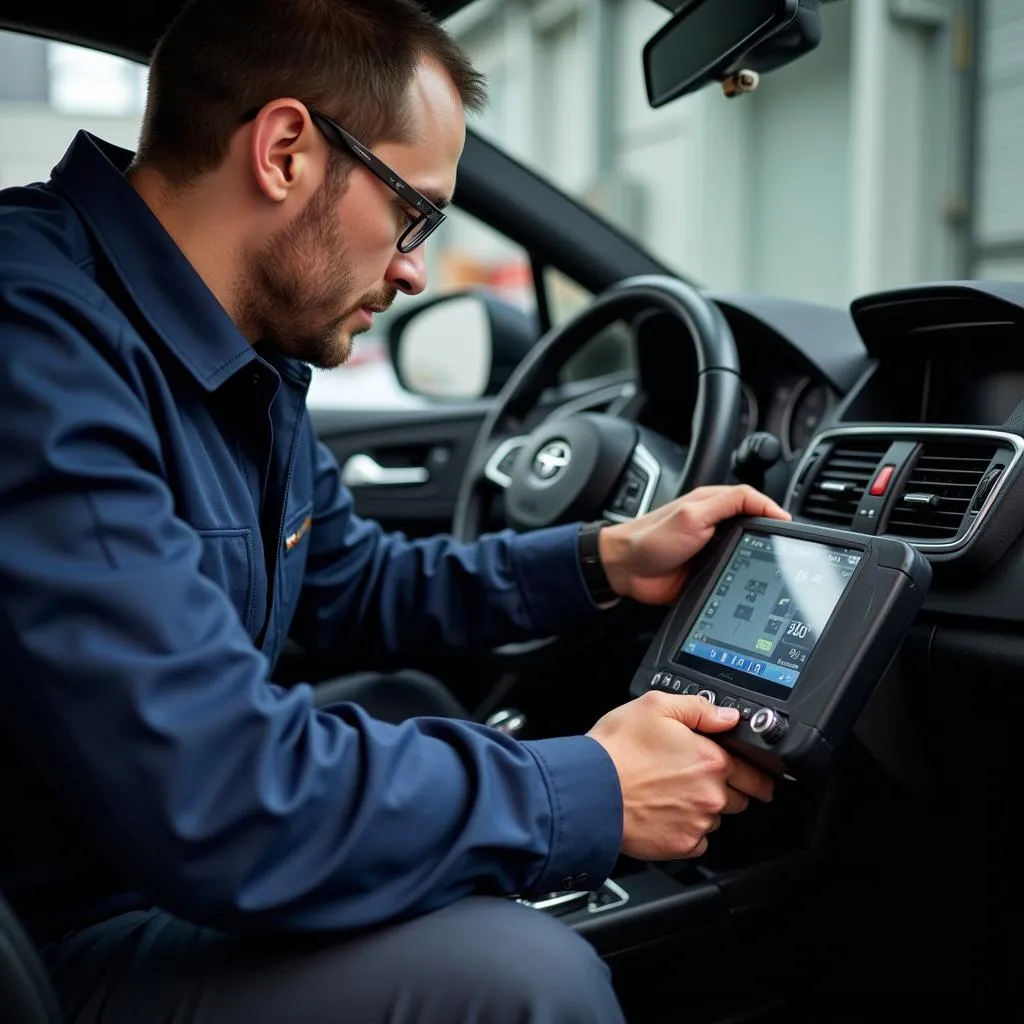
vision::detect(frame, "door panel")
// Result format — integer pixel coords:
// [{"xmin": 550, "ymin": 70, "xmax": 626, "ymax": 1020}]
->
[{"xmin": 310, "ymin": 405, "xmax": 491, "ymax": 535}]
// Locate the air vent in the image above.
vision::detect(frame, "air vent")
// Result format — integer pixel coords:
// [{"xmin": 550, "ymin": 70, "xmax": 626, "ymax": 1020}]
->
[
  {"xmin": 886, "ymin": 441, "xmax": 1000, "ymax": 541},
  {"xmin": 800, "ymin": 439, "xmax": 890, "ymax": 527}
]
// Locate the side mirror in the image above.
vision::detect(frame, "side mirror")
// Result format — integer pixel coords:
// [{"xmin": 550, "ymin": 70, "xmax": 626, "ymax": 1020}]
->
[{"xmin": 387, "ymin": 291, "xmax": 537, "ymax": 401}]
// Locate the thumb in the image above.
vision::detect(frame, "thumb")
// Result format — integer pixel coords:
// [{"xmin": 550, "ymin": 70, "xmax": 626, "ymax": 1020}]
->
[{"xmin": 659, "ymin": 694, "xmax": 741, "ymax": 733}]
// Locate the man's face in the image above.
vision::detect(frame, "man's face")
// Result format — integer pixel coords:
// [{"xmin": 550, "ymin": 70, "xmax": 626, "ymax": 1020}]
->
[{"xmin": 244, "ymin": 60, "xmax": 464, "ymax": 369}]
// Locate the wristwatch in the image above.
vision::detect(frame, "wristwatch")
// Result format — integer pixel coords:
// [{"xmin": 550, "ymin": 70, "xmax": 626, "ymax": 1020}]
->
[{"xmin": 578, "ymin": 520, "xmax": 618, "ymax": 606}]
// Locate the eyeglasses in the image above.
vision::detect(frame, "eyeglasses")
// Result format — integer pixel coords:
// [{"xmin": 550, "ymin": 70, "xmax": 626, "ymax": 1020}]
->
[
  {"xmin": 241, "ymin": 106, "xmax": 447, "ymax": 252},
  {"xmin": 309, "ymin": 109, "xmax": 447, "ymax": 252}
]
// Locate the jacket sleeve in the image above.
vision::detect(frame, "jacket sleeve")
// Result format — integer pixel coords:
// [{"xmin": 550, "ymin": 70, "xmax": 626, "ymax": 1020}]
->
[
  {"xmin": 289, "ymin": 438, "xmax": 607, "ymax": 659},
  {"xmin": 0, "ymin": 281, "xmax": 623, "ymax": 933}
]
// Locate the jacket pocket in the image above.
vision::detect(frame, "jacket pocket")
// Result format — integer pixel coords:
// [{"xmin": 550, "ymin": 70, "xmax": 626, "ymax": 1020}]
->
[{"xmin": 195, "ymin": 527, "xmax": 256, "ymax": 635}]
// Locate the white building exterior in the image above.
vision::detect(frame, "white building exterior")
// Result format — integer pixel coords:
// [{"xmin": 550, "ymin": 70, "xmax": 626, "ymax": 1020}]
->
[{"xmin": 449, "ymin": 0, "xmax": 1023, "ymax": 306}]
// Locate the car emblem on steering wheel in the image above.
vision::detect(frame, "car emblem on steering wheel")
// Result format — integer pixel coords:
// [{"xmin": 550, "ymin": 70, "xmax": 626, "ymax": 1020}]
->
[{"xmin": 533, "ymin": 441, "xmax": 572, "ymax": 480}]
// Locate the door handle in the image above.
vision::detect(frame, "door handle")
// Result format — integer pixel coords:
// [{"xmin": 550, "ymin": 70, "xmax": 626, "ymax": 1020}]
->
[{"xmin": 341, "ymin": 453, "xmax": 429, "ymax": 488}]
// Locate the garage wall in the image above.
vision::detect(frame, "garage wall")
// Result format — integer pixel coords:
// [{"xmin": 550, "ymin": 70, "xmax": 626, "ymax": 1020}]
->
[
  {"xmin": 452, "ymin": 0, "xmax": 974, "ymax": 308},
  {"xmin": 972, "ymin": 0, "xmax": 1024, "ymax": 278},
  {"xmin": 744, "ymin": 0, "xmax": 853, "ymax": 306}
]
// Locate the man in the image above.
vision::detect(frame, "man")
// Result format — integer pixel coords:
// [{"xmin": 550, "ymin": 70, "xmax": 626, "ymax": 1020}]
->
[{"xmin": 0, "ymin": 1, "xmax": 783, "ymax": 1021}]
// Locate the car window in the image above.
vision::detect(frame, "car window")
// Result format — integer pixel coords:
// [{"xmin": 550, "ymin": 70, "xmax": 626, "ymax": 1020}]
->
[
  {"xmin": 546, "ymin": 267, "xmax": 636, "ymax": 385},
  {"xmin": 0, "ymin": 33, "xmax": 145, "ymax": 187}
]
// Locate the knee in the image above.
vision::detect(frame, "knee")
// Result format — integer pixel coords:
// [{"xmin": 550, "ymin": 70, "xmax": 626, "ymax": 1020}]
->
[{"xmin": 434, "ymin": 898, "xmax": 623, "ymax": 1022}]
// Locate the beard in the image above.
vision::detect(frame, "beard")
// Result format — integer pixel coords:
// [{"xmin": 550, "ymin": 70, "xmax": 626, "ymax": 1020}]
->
[{"xmin": 240, "ymin": 177, "xmax": 395, "ymax": 370}]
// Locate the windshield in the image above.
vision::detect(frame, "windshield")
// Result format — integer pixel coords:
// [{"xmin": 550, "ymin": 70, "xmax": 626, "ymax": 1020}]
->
[{"xmin": 450, "ymin": 0, "xmax": 1017, "ymax": 310}]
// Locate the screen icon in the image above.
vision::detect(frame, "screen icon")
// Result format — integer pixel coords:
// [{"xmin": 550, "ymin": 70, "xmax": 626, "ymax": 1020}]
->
[
  {"xmin": 733, "ymin": 605, "xmax": 753, "ymax": 621},
  {"xmin": 754, "ymin": 637, "xmax": 773, "ymax": 653}
]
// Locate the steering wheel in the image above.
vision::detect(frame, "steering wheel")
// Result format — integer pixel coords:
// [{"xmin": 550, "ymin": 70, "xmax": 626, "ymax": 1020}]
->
[{"xmin": 453, "ymin": 276, "xmax": 742, "ymax": 551}]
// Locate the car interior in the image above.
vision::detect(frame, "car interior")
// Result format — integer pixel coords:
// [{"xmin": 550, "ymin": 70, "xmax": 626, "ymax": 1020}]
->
[{"xmin": 0, "ymin": 0, "xmax": 1020, "ymax": 1021}]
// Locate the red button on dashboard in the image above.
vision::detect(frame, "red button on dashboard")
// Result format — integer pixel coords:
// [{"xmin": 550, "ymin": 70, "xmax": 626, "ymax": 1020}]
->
[{"xmin": 870, "ymin": 464, "xmax": 895, "ymax": 496}]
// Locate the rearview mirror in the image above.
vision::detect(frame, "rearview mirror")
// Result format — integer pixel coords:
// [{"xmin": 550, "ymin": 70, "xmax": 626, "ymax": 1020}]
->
[
  {"xmin": 387, "ymin": 291, "xmax": 537, "ymax": 402},
  {"xmin": 644, "ymin": 0, "xmax": 801, "ymax": 108}
]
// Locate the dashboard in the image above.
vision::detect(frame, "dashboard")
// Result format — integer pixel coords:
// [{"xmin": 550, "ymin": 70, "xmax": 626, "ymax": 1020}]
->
[
  {"xmin": 558, "ymin": 280, "xmax": 1024, "ymax": 588},
  {"xmin": 618, "ymin": 281, "xmax": 1024, "ymax": 585}
]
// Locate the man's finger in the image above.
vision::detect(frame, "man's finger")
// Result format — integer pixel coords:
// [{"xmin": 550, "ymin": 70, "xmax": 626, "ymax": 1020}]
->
[
  {"xmin": 691, "ymin": 484, "xmax": 790, "ymax": 524},
  {"xmin": 646, "ymin": 692, "xmax": 741, "ymax": 733},
  {"xmin": 726, "ymin": 755, "xmax": 775, "ymax": 803},
  {"xmin": 721, "ymin": 787, "xmax": 751, "ymax": 815}
]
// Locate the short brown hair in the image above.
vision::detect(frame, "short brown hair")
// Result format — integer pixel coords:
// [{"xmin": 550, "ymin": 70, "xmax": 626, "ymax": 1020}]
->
[{"xmin": 135, "ymin": 0, "xmax": 486, "ymax": 184}]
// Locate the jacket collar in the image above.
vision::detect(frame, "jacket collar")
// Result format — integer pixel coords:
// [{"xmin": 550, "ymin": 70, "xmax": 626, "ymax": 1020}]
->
[{"xmin": 51, "ymin": 131, "xmax": 259, "ymax": 391}]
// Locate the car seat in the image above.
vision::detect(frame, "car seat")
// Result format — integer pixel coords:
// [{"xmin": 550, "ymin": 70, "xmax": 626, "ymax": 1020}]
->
[{"xmin": 0, "ymin": 891, "xmax": 62, "ymax": 1023}]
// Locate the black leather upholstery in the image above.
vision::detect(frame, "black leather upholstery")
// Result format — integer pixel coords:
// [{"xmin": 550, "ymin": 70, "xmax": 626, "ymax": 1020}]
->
[{"xmin": 0, "ymin": 892, "xmax": 62, "ymax": 1024}]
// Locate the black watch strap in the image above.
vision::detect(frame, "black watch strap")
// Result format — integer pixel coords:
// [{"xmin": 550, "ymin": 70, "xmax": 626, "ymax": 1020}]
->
[{"xmin": 578, "ymin": 520, "xmax": 618, "ymax": 605}]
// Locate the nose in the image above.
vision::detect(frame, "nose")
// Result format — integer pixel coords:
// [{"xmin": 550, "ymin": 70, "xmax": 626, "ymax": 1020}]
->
[{"xmin": 385, "ymin": 244, "xmax": 428, "ymax": 297}]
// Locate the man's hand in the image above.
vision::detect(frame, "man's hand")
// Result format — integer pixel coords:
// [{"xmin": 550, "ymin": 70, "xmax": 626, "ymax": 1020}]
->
[
  {"xmin": 588, "ymin": 692, "xmax": 775, "ymax": 861},
  {"xmin": 598, "ymin": 484, "xmax": 790, "ymax": 605}
]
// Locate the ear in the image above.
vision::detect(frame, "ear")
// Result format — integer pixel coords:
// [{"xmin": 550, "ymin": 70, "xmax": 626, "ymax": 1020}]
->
[{"xmin": 247, "ymin": 99, "xmax": 322, "ymax": 203}]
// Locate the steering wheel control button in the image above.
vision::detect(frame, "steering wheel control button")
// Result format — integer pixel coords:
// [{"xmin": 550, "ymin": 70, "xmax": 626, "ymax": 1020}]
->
[
  {"xmin": 609, "ymin": 465, "xmax": 649, "ymax": 518},
  {"xmin": 696, "ymin": 689, "xmax": 717, "ymax": 704},
  {"xmin": 496, "ymin": 448, "xmax": 520, "ymax": 476},
  {"xmin": 750, "ymin": 707, "xmax": 788, "ymax": 744},
  {"xmin": 484, "ymin": 436, "xmax": 527, "ymax": 489}
]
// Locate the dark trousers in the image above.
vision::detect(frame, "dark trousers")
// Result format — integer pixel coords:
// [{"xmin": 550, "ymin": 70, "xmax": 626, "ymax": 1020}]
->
[{"xmin": 42, "ymin": 897, "xmax": 624, "ymax": 1023}]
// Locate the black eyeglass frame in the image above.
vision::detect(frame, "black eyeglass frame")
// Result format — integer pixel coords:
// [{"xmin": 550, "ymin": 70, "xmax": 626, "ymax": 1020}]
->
[{"xmin": 240, "ymin": 105, "xmax": 446, "ymax": 253}]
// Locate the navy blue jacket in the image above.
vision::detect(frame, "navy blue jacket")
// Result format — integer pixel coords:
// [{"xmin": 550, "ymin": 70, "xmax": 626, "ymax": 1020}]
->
[{"xmin": 0, "ymin": 133, "xmax": 622, "ymax": 942}]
